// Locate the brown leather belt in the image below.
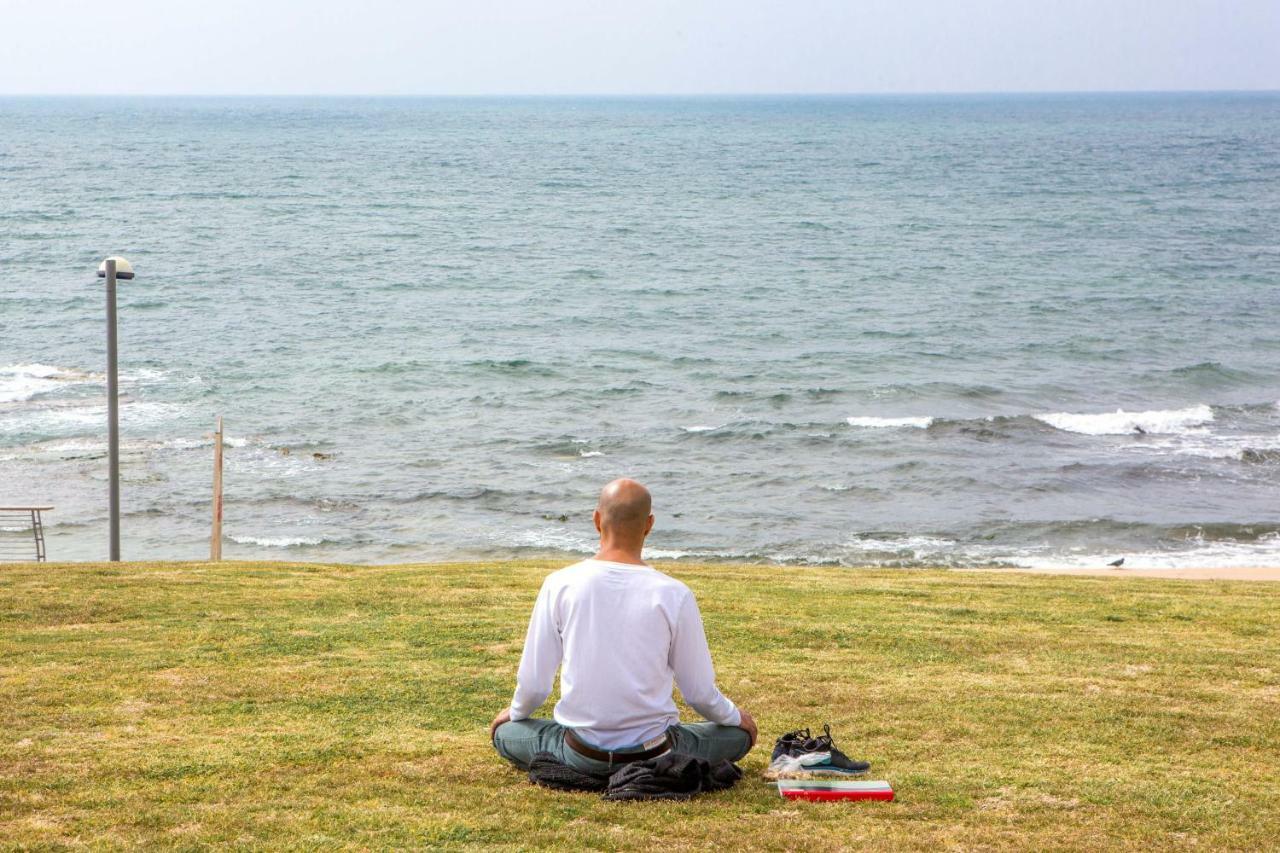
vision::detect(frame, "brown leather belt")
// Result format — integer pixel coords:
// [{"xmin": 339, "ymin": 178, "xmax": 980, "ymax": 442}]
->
[{"xmin": 564, "ymin": 730, "xmax": 673, "ymax": 764}]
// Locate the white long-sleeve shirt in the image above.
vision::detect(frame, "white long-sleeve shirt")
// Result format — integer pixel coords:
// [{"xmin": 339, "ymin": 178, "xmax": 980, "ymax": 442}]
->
[{"xmin": 508, "ymin": 558, "xmax": 741, "ymax": 749}]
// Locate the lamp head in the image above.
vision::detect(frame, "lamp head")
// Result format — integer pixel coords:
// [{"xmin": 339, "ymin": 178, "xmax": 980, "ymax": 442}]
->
[{"xmin": 97, "ymin": 256, "xmax": 135, "ymax": 280}]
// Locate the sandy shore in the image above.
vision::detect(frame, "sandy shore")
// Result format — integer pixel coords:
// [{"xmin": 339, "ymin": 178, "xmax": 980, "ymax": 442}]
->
[{"xmin": 964, "ymin": 566, "xmax": 1280, "ymax": 582}]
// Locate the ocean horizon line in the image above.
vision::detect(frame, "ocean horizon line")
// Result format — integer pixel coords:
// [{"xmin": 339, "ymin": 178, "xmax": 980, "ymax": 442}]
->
[{"xmin": 3, "ymin": 88, "xmax": 1278, "ymax": 100}]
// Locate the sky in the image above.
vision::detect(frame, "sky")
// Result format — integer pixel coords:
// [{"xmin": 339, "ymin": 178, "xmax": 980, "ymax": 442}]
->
[{"xmin": 2, "ymin": 0, "xmax": 1277, "ymax": 95}]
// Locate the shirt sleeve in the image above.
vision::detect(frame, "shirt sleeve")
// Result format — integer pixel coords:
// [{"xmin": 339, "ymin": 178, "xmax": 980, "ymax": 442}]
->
[
  {"xmin": 670, "ymin": 591, "xmax": 741, "ymax": 727},
  {"xmin": 509, "ymin": 577, "xmax": 563, "ymax": 720}
]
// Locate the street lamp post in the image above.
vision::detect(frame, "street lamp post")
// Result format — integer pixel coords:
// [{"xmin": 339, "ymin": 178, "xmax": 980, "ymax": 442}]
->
[{"xmin": 97, "ymin": 256, "xmax": 134, "ymax": 561}]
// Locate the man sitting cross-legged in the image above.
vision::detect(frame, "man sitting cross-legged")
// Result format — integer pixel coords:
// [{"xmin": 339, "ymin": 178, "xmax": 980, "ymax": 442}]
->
[{"xmin": 490, "ymin": 478, "xmax": 757, "ymax": 776}]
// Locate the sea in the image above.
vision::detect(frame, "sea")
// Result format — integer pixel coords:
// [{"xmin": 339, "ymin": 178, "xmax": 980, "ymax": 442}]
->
[{"xmin": 2, "ymin": 93, "xmax": 1279, "ymax": 568}]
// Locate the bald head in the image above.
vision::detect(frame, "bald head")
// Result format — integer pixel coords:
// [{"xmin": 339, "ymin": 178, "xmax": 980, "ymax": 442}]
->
[{"xmin": 595, "ymin": 478, "xmax": 653, "ymax": 538}]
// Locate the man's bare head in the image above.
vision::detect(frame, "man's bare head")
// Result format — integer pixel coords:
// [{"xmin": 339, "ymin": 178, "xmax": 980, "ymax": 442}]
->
[{"xmin": 594, "ymin": 478, "xmax": 653, "ymax": 542}]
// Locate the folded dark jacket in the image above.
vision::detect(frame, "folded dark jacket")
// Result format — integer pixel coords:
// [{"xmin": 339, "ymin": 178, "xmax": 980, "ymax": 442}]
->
[
  {"xmin": 602, "ymin": 752, "xmax": 743, "ymax": 801},
  {"xmin": 528, "ymin": 751, "xmax": 742, "ymax": 801},
  {"xmin": 528, "ymin": 752, "xmax": 607, "ymax": 792}
]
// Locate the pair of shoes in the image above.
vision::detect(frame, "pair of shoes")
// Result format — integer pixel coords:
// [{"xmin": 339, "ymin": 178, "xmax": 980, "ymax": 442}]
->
[{"xmin": 766, "ymin": 724, "xmax": 871, "ymax": 779}]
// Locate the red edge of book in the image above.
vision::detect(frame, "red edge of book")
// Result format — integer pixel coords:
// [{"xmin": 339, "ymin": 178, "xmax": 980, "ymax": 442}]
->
[
  {"xmin": 778, "ymin": 781, "xmax": 895, "ymax": 802},
  {"xmin": 781, "ymin": 789, "xmax": 895, "ymax": 802}
]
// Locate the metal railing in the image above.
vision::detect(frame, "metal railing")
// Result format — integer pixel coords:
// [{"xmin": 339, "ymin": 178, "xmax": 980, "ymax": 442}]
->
[{"xmin": 0, "ymin": 506, "xmax": 52, "ymax": 562}]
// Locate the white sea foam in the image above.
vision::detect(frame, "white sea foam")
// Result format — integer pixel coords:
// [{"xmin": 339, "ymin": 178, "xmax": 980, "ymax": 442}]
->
[
  {"xmin": 578, "ymin": 450, "xmax": 605, "ymax": 458},
  {"xmin": 641, "ymin": 546, "xmax": 762, "ymax": 560},
  {"xmin": 2, "ymin": 364, "xmax": 67, "ymax": 380},
  {"xmin": 500, "ymin": 530, "xmax": 759, "ymax": 562},
  {"xmin": 0, "ymin": 400, "xmax": 181, "ymax": 437},
  {"xmin": 845, "ymin": 416, "xmax": 933, "ymax": 429},
  {"xmin": 1034, "ymin": 405, "xmax": 1213, "ymax": 436},
  {"xmin": 1010, "ymin": 532, "xmax": 1280, "ymax": 570},
  {"xmin": 225, "ymin": 445, "xmax": 321, "ymax": 478},
  {"xmin": 229, "ymin": 534, "xmax": 325, "ymax": 548},
  {"xmin": 4, "ymin": 436, "xmax": 200, "ymax": 462},
  {"xmin": 28, "ymin": 437, "xmax": 105, "ymax": 454},
  {"xmin": 505, "ymin": 528, "xmax": 596, "ymax": 553},
  {"xmin": 683, "ymin": 424, "xmax": 723, "ymax": 433},
  {"xmin": 849, "ymin": 534, "xmax": 959, "ymax": 554},
  {"xmin": 0, "ymin": 363, "xmax": 167, "ymax": 407},
  {"xmin": 1122, "ymin": 432, "xmax": 1280, "ymax": 462},
  {"xmin": 160, "ymin": 434, "xmax": 245, "ymax": 451},
  {"xmin": 161, "ymin": 437, "xmax": 210, "ymax": 451},
  {"xmin": 0, "ymin": 364, "xmax": 89, "ymax": 403},
  {"xmin": 119, "ymin": 368, "xmax": 167, "ymax": 382},
  {"xmin": 643, "ymin": 547, "xmax": 695, "ymax": 559}
]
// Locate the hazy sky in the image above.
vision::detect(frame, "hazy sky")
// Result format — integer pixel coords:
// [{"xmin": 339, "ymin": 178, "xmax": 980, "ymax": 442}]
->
[{"xmin": 3, "ymin": 0, "xmax": 1277, "ymax": 95}]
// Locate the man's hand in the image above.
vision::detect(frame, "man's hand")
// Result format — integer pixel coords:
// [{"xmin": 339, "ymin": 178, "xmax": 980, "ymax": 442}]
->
[
  {"xmin": 489, "ymin": 708, "xmax": 512, "ymax": 740},
  {"xmin": 736, "ymin": 709, "xmax": 758, "ymax": 748}
]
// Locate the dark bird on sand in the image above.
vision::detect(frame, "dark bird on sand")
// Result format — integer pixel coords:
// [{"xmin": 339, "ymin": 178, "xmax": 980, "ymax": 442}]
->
[{"xmin": 1108, "ymin": 558, "xmax": 1125, "ymax": 568}]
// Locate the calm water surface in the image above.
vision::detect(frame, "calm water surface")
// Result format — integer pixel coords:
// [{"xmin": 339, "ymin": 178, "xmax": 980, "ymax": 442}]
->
[{"xmin": 2, "ymin": 94, "xmax": 1279, "ymax": 567}]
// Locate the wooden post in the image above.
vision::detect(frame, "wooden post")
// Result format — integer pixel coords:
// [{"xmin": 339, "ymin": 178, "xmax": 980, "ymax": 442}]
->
[{"xmin": 211, "ymin": 416, "xmax": 223, "ymax": 561}]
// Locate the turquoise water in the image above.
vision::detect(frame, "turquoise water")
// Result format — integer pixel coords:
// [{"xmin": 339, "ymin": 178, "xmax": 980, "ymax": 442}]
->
[{"xmin": 2, "ymin": 94, "xmax": 1279, "ymax": 567}]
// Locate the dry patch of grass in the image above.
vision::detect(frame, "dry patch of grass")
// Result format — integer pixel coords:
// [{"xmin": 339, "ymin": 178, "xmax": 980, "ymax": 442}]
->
[{"xmin": 1, "ymin": 560, "xmax": 1278, "ymax": 850}]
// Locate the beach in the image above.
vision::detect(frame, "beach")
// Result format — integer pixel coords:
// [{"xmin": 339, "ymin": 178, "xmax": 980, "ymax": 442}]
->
[
  {"xmin": 2, "ymin": 558, "xmax": 1277, "ymax": 849},
  {"xmin": 3, "ymin": 93, "xmax": 1280, "ymax": 571}
]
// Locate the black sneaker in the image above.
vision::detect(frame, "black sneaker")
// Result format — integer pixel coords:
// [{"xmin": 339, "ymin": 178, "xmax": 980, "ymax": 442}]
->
[
  {"xmin": 797, "ymin": 724, "xmax": 871, "ymax": 775},
  {"xmin": 771, "ymin": 727, "xmax": 812, "ymax": 762}
]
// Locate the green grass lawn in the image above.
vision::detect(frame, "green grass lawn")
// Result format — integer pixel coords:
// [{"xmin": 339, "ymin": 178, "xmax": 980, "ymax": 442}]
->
[{"xmin": 1, "ymin": 560, "xmax": 1278, "ymax": 850}]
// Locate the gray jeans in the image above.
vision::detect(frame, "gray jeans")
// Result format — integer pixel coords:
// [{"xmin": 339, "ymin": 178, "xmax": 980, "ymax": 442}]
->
[{"xmin": 493, "ymin": 718, "xmax": 751, "ymax": 777}]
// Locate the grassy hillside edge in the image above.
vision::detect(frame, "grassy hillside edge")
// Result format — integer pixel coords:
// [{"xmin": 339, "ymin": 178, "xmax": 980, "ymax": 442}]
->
[{"xmin": 2, "ymin": 561, "xmax": 1278, "ymax": 849}]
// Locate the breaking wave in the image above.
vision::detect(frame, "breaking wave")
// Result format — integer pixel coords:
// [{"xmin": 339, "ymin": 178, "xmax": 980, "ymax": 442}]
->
[
  {"xmin": 0, "ymin": 363, "xmax": 94, "ymax": 403},
  {"xmin": 846, "ymin": 416, "xmax": 934, "ymax": 429},
  {"xmin": 228, "ymin": 534, "xmax": 329, "ymax": 548},
  {"xmin": 1033, "ymin": 405, "xmax": 1214, "ymax": 436}
]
